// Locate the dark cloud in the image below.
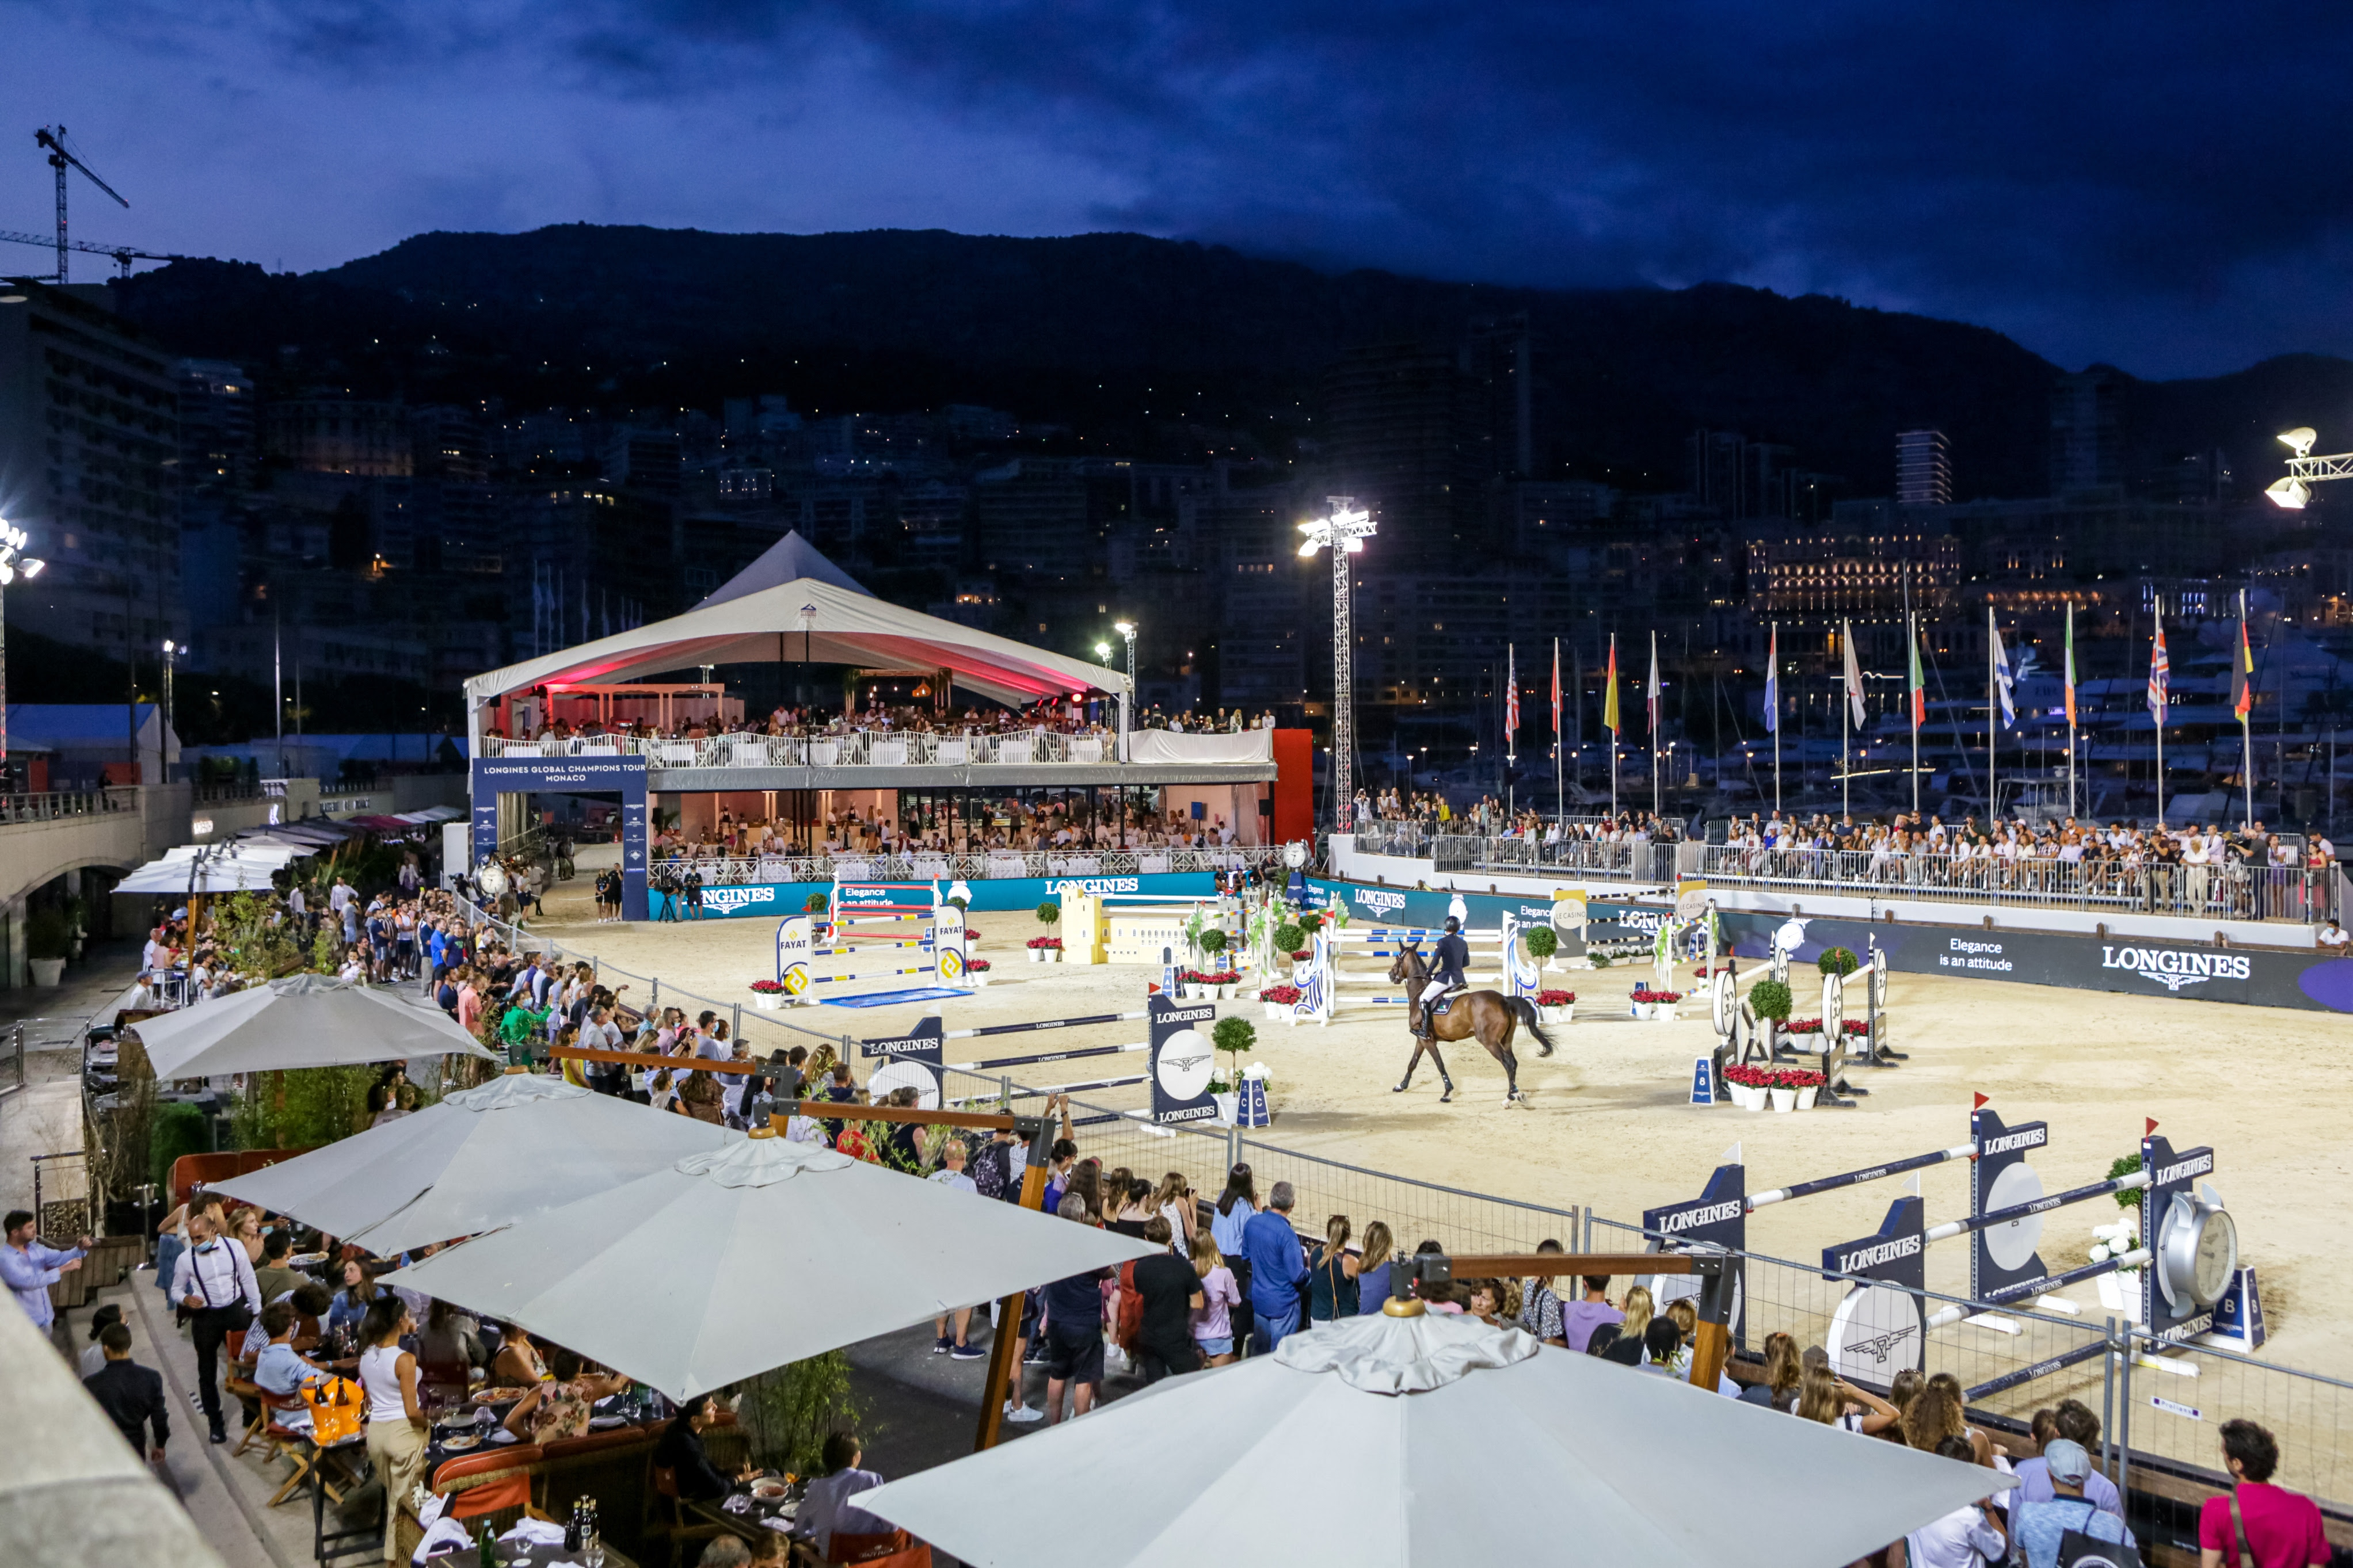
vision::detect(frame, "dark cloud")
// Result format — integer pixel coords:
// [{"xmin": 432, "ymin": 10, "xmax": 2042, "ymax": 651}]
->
[{"xmin": 5, "ymin": 1, "xmax": 2348, "ymax": 375}]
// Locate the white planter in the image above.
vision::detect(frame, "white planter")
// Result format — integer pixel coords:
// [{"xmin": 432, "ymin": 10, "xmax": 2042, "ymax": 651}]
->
[
  {"xmin": 28, "ymin": 958, "xmax": 64, "ymax": 987},
  {"xmin": 752, "ymin": 993, "xmax": 782, "ymax": 1011},
  {"xmin": 1539, "ymin": 1006, "xmax": 1571, "ymax": 1026},
  {"xmin": 1029, "ymin": 949, "xmax": 1044, "ymax": 964},
  {"xmin": 1653, "ymin": 1005, "xmax": 1677, "ymax": 1023},
  {"xmin": 1742, "ymin": 1083, "xmax": 1769, "ymax": 1112},
  {"xmin": 1212, "ymin": 1092, "xmax": 1240, "ymax": 1126},
  {"xmin": 1771, "ymin": 1087, "xmax": 1797, "ymax": 1113},
  {"xmin": 1046, "ymin": 949, "xmax": 1061, "ymax": 963},
  {"xmin": 1631, "ymin": 1002, "xmax": 1653, "ymax": 1020},
  {"xmin": 1795, "ymin": 1086, "xmax": 1819, "ymax": 1111},
  {"xmin": 968, "ymin": 973, "xmax": 991, "ymax": 987}
]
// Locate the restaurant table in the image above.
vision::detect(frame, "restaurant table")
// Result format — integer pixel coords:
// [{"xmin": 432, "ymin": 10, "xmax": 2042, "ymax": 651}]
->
[
  {"xmin": 424, "ymin": 1530, "xmax": 641, "ymax": 1568},
  {"xmin": 688, "ymin": 1474, "xmax": 803, "ymax": 1543},
  {"xmin": 304, "ymin": 1427, "xmax": 381, "ymax": 1566}
]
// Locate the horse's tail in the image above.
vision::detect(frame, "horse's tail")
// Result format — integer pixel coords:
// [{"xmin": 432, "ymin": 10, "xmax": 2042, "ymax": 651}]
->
[{"xmin": 1511, "ymin": 996, "xmax": 1556, "ymax": 1056}]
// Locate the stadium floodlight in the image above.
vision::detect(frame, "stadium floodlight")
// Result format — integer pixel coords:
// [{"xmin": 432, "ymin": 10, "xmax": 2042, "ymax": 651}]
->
[
  {"xmin": 2267, "ymin": 476, "xmax": 2311, "ymax": 510},
  {"xmin": 2279, "ymin": 428, "xmax": 2318, "ymax": 459},
  {"xmin": 1296, "ymin": 498, "xmax": 1377, "ymax": 830}
]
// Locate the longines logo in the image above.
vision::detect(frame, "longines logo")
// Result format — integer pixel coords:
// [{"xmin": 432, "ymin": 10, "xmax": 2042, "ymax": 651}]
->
[
  {"xmin": 1659, "ymin": 1200, "xmax": 1743, "ymax": 1234},
  {"xmin": 2101, "ymin": 945, "xmax": 2251, "ymax": 992},
  {"xmin": 702, "ymin": 887, "xmax": 778, "ymax": 914},
  {"xmin": 1354, "ymin": 888, "xmax": 1407, "ymax": 915},
  {"xmin": 1833, "ymin": 1234, "xmax": 1922, "ymax": 1274}
]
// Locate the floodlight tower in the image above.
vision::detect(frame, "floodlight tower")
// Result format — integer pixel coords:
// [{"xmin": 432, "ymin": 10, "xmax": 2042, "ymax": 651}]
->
[
  {"xmin": 1297, "ymin": 497, "xmax": 1376, "ymax": 830},
  {"xmin": 2266, "ymin": 427, "xmax": 2353, "ymax": 510}
]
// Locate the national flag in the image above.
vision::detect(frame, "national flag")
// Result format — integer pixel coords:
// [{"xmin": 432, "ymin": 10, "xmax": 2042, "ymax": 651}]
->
[
  {"xmin": 1841, "ymin": 619, "xmax": 1867, "ymax": 728},
  {"xmin": 1647, "ymin": 632, "xmax": 1662, "ymax": 738},
  {"xmin": 2063, "ymin": 602, "xmax": 2077, "ymax": 727},
  {"xmin": 1907, "ymin": 615, "xmax": 1925, "ymax": 730},
  {"xmin": 1603, "ymin": 636, "xmax": 1620, "ymax": 734},
  {"xmin": 1505, "ymin": 644, "xmax": 1520, "ymax": 742},
  {"xmin": 2233, "ymin": 615, "xmax": 2254, "ymax": 724},
  {"xmin": 1550, "ymin": 639, "xmax": 1562, "ymax": 746},
  {"xmin": 1990, "ymin": 624, "xmax": 2016, "ymax": 728},
  {"xmin": 2148, "ymin": 608, "xmax": 2170, "ymax": 723},
  {"xmin": 1762, "ymin": 623, "xmax": 1779, "ymax": 734}
]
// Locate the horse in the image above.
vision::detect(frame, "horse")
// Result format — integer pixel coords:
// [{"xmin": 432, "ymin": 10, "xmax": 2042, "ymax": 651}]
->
[{"xmin": 1387, "ymin": 943, "xmax": 1555, "ymax": 1106}]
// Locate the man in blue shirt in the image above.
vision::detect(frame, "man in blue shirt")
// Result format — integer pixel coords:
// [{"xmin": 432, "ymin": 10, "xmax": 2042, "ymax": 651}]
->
[
  {"xmin": 2009, "ymin": 1440, "xmax": 2134, "ymax": 1568},
  {"xmin": 2010, "ymin": 1399, "xmax": 2125, "ymax": 1518},
  {"xmin": 1, "ymin": 1208, "xmax": 88, "ymax": 1332},
  {"xmin": 1242, "ymin": 1181, "xmax": 1309, "ymax": 1353}
]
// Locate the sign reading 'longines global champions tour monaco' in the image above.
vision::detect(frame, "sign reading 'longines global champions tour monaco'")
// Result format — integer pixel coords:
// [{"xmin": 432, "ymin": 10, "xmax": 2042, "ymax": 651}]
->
[{"xmin": 472, "ymin": 755, "xmax": 650, "ymax": 922}]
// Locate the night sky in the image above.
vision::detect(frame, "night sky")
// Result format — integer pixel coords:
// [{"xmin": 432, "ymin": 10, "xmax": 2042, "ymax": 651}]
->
[{"xmin": 3, "ymin": 2, "xmax": 2345, "ymax": 379}]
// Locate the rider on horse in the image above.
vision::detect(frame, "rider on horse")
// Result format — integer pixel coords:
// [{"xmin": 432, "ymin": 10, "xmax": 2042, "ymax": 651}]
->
[{"xmin": 1417, "ymin": 916, "xmax": 1471, "ymax": 1040}]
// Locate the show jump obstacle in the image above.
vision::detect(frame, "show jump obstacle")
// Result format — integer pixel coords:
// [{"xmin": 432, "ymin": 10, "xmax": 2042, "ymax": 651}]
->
[
  {"xmin": 1642, "ymin": 1104, "xmax": 2256, "ymax": 1399},
  {"xmin": 774, "ymin": 882, "xmax": 968, "ymax": 1004},
  {"xmin": 850, "ymin": 996, "xmax": 1227, "ymax": 1130},
  {"xmin": 1289, "ymin": 914, "xmax": 1540, "ymax": 1026}
]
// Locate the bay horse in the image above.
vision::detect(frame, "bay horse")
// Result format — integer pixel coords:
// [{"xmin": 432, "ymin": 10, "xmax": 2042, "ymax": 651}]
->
[{"xmin": 1387, "ymin": 943, "xmax": 1555, "ymax": 1106}]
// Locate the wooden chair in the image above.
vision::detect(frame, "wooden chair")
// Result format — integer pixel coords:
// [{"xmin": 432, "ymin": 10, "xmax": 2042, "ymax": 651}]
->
[
  {"xmin": 256, "ymin": 1390, "xmax": 342, "ymax": 1509},
  {"xmin": 392, "ymin": 1445, "xmax": 546, "ymax": 1561},
  {"xmin": 824, "ymin": 1529, "xmax": 931, "ymax": 1568},
  {"xmin": 649, "ymin": 1464, "xmax": 740, "ymax": 1568},
  {"xmin": 226, "ymin": 1374, "xmax": 269, "ymax": 1456}
]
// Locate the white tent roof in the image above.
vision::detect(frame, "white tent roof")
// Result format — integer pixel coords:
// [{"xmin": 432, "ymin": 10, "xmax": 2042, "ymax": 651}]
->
[
  {"xmin": 383, "ymin": 1129, "xmax": 1158, "ymax": 1399},
  {"xmin": 132, "ymin": 974, "xmax": 497, "ymax": 1078},
  {"xmin": 699, "ymin": 529, "xmax": 872, "ymax": 607},
  {"xmin": 462, "ymin": 559, "xmax": 1122, "ymax": 711},
  {"xmin": 210, "ymin": 1073, "xmax": 731, "ymax": 1256},
  {"xmin": 863, "ymin": 1308, "xmax": 2016, "ymax": 1568},
  {"xmin": 115, "ymin": 842, "xmax": 307, "ymax": 894}
]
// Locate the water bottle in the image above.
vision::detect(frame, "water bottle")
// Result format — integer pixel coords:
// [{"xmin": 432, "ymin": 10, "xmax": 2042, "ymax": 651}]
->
[{"xmin": 563, "ymin": 1500, "xmax": 582, "ymax": 1554}]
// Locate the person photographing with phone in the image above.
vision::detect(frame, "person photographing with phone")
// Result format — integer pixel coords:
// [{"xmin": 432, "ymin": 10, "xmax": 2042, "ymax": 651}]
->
[
  {"xmin": 2, "ymin": 1207, "xmax": 91, "ymax": 1334},
  {"xmin": 169, "ymin": 1207, "xmax": 260, "ymax": 1444}
]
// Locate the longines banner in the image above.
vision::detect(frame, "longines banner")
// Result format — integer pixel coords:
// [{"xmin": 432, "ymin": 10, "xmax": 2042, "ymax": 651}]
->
[{"xmin": 1713, "ymin": 910, "xmax": 2353, "ymax": 1014}]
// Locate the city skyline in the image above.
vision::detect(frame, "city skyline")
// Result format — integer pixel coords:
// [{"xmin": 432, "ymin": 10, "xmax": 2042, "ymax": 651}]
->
[{"xmin": 4, "ymin": 2, "xmax": 2352, "ymax": 379}]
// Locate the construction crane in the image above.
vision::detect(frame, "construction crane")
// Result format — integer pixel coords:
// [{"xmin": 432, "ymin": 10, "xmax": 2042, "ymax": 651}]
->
[
  {"xmin": 0, "ymin": 227, "xmax": 191, "ymax": 278},
  {"xmin": 33, "ymin": 124, "xmax": 127, "ymax": 285}
]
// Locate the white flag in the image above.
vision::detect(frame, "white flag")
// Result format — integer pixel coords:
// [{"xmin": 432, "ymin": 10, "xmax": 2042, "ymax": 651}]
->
[
  {"xmin": 1841, "ymin": 619, "xmax": 1867, "ymax": 728},
  {"xmin": 1991, "ymin": 627, "xmax": 2017, "ymax": 728}
]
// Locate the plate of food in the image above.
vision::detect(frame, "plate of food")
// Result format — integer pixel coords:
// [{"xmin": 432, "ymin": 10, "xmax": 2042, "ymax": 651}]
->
[
  {"xmin": 750, "ymin": 1479, "xmax": 789, "ymax": 1501},
  {"xmin": 441, "ymin": 1434, "xmax": 481, "ymax": 1453},
  {"xmin": 288, "ymin": 1252, "xmax": 328, "ymax": 1268},
  {"xmin": 473, "ymin": 1387, "xmax": 528, "ymax": 1405}
]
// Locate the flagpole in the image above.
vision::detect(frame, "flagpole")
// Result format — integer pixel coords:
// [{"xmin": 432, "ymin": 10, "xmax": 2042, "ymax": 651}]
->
[
  {"xmin": 2154, "ymin": 601, "xmax": 2167, "ymax": 827},
  {"xmin": 1608, "ymin": 633, "xmax": 1619, "ymax": 820},
  {"xmin": 1650, "ymin": 629, "xmax": 1661, "ymax": 823},
  {"xmin": 2066, "ymin": 602, "xmax": 2077, "ymax": 822},
  {"xmin": 1505, "ymin": 643, "xmax": 1517, "ymax": 823},
  {"xmin": 2241, "ymin": 589, "xmax": 2255, "ymax": 829},
  {"xmin": 1841, "ymin": 623, "xmax": 1851, "ymax": 819},
  {"xmin": 1771, "ymin": 621, "xmax": 1781, "ymax": 818},
  {"xmin": 1909, "ymin": 609, "xmax": 1921, "ymax": 817},
  {"xmin": 1553, "ymin": 636, "xmax": 1564, "ymax": 827}
]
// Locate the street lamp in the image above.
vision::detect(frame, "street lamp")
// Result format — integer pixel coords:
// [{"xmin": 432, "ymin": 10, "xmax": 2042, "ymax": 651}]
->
[
  {"xmin": 1296, "ymin": 497, "xmax": 1376, "ymax": 830},
  {"xmin": 1094, "ymin": 641, "xmax": 1112, "ymax": 666},
  {"xmin": 161, "ymin": 639, "xmax": 180, "ymax": 784},
  {"xmin": 1112, "ymin": 621, "xmax": 1137, "ymax": 758},
  {"xmin": 0, "ymin": 520, "xmax": 47, "ymax": 772}
]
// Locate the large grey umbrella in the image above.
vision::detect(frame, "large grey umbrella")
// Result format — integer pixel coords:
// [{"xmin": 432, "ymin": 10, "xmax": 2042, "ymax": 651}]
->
[
  {"xmin": 210, "ymin": 1073, "xmax": 732, "ymax": 1256},
  {"xmin": 384, "ymin": 1129, "xmax": 1159, "ymax": 1398},
  {"xmin": 861, "ymin": 1307, "xmax": 2015, "ymax": 1568},
  {"xmin": 131, "ymin": 974, "xmax": 497, "ymax": 1079}
]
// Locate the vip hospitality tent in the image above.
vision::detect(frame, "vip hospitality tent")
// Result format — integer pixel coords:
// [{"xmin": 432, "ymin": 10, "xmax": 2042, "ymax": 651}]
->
[
  {"xmin": 384, "ymin": 1130, "xmax": 1159, "ymax": 1399},
  {"xmin": 131, "ymin": 974, "xmax": 497, "ymax": 1079},
  {"xmin": 862, "ymin": 1308, "xmax": 2014, "ymax": 1568},
  {"xmin": 210, "ymin": 1074, "xmax": 730, "ymax": 1256},
  {"xmin": 462, "ymin": 532, "xmax": 1122, "ymax": 720}
]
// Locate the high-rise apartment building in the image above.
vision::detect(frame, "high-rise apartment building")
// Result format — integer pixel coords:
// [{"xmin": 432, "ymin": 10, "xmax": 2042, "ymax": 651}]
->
[
  {"xmin": 265, "ymin": 398, "xmax": 413, "ymax": 476},
  {"xmin": 2050, "ymin": 369, "xmax": 2123, "ymax": 495},
  {"xmin": 1686, "ymin": 429, "xmax": 1746, "ymax": 517},
  {"xmin": 1895, "ymin": 428, "xmax": 1952, "ymax": 506},
  {"xmin": 0, "ymin": 281, "xmax": 184, "ymax": 655}
]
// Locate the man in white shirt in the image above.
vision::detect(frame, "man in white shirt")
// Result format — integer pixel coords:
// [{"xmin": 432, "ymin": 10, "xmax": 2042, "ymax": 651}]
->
[
  {"xmin": 2320, "ymin": 920, "xmax": 2350, "ymax": 949},
  {"xmin": 169, "ymin": 1208, "xmax": 260, "ymax": 1444},
  {"xmin": 328, "ymin": 876, "xmax": 354, "ymax": 917}
]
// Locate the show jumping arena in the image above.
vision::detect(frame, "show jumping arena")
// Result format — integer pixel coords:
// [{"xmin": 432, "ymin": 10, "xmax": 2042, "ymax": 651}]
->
[{"xmin": 527, "ymin": 872, "xmax": 2353, "ymax": 1407}]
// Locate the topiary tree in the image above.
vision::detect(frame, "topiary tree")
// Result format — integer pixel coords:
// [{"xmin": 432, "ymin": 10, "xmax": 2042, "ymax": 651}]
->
[
  {"xmin": 1297, "ymin": 910, "xmax": 1323, "ymax": 933},
  {"xmin": 805, "ymin": 892, "xmax": 829, "ymax": 913},
  {"xmin": 1035, "ymin": 901, "xmax": 1060, "ymax": 927},
  {"xmin": 1817, "ymin": 946, "xmax": 1860, "ymax": 978},
  {"xmin": 2107, "ymin": 1153, "xmax": 2143, "ymax": 1209},
  {"xmin": 1273, "ymin": 923, "xmax": 1305, "ymax": 956},
  {"xmin": 1749, "ymin": 979, "xmax": 1794, "ymax": 1021},
  {"xmin": 1211, "ymin": 1014, "xmax": 1258, "ymax": 1090},
  {"xmin": 1198, "ymin": 928, "xmax": 1228, "ymax": 962},
  {"xmin": 1525, "ymin": 926, "xmax": 1559, "ymax": 960}
]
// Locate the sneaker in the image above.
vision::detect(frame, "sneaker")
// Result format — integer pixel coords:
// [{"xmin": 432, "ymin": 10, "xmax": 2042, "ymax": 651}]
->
[
  {"xmin": 951, "ymin": 1342, "xmax": 987, "ymax": 1360},
  {"xmin": 931, "ymin": 1336, "xmax": 952, "ymax": 1355},
  {"xmin": 208, "ymin": 1424, "xmax": 227, "ymax": 1445},
  {"xmin": 1006, "ymin": 1404, "xmax": 1044, "ymax": 1424}
]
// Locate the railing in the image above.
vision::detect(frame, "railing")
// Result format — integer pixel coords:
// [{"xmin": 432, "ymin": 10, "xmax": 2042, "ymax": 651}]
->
[
  {"xmin": 649, "ymin": 845, "xmax": 1281, "ymax": 885},
  {"xmin": 478, "ymin": 728, "xmax": 1122, "ymax": 768},
  {"xmin": 0, "ymin": 787, "xmax": 136, "ymax": 824},
  {"xmin": 1697, "ymin": 845, "xmax": 2335, "ymax": 925}
]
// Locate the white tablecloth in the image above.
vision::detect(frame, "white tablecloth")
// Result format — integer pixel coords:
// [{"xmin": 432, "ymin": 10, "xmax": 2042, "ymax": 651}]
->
[
  {"xmin": 1127, "ymin": 730, "xmax": 1273, "ymax": 765},
  {"xmin": 934, "ymin": 739, "xmax": 969, "ymax": 765}
]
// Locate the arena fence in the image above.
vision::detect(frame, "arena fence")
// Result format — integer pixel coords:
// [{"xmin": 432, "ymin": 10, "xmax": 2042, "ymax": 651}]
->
[
  {"xmin": 1696, "ymin": 844, "xmax": 2336, "ymax": 926},
  {"xmin": 447, "ymin": 895, "xmax": 2353, "ymax": 1517}
]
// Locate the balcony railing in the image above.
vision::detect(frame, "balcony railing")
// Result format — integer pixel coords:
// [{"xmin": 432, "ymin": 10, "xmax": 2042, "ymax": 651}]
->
[
  {"xmin": 0, "ymin": 787, "xmax": 138, "ymax": 825},
  {"xmin": 479, "ymin": 730, "xmax": 1119, "ymax": 768},
  {"xmin": 649, "ymin": 845, "xmax": 1280, "ymax": 886},
  {"xmin": 1697, "ymin": 844, "xmax": 2336, "ymax": 925},
  {"xmin": 1349, "ymin": 823, "xmax": 1681, "ymax": 884}
]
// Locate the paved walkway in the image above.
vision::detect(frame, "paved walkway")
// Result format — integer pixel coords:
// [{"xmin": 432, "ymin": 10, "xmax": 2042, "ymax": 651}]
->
[{"xmin": 0, "ymin": 937, "xmax": 142, "ymax": 1216}]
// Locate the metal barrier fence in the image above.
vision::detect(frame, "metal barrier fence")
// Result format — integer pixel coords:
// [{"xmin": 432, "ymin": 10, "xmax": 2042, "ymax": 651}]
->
[
  {"xmin": 651, "ymin": 846, "xmax": 1278, "ymax": 886},
  {"xmin": 1697, "ymin": 844, "xmax": 2334, "ymax": 925}
]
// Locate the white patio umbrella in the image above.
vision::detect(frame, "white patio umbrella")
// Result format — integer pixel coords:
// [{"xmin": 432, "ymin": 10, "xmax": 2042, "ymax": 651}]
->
[
  {"xmin": 132, "ymin": 973, "xmax": 497, "ymax": 1079},
  {"xmin": 861, "ymin": 1307, "xmax": 2015, "ymax": 1568},
  {"xmin": 384, "ymin": 1130, "xmax": 1159, "ymax": 1398},
  {"xmin": 210, "ymin": 1073, "xmax": 731, "ymax": 1256}
]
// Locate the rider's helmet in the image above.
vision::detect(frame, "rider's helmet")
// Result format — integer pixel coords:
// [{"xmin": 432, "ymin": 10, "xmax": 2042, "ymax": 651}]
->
[{"xmin": 1443, "ymin": 915, "xmax": 1461, "ymax": 934}]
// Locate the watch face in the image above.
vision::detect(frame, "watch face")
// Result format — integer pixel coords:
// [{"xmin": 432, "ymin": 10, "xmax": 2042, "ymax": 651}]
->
[
  {"xmin": 1282, "ymin": 842, "xmax": 1307, "ymax": 868},
  {"xmin": 2190, "ymin": 1207, "xmax": 2237, "ymax": 1306}
]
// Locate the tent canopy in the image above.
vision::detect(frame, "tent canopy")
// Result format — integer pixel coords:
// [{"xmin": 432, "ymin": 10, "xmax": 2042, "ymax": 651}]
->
[
  {"xmin": 211, "ymin": 1073, "xmax": 730, "ymax": 1256},
  {"xmin": 463, "ymin": 535, "xmax": 1123, "ymax": 712},
  {"xmin": 863, "ymin": 1309, "xmax": 2016, "ymax": 1568},
  {"xmin": 114, "ymin": 842, "xmax": 307, "ymax": 894},
  {"xmin": 132, "ymin": 973, "xmax": 497, "ymax": 1079}
]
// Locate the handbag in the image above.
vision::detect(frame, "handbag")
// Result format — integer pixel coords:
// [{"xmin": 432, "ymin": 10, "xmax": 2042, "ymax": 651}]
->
[{"xmin": 2053, "ymin": 1493, "xmax": 2142, "ymax": 1568}]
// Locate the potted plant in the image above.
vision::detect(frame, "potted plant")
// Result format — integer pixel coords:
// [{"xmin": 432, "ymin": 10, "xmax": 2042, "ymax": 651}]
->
[
  {"xmin": 1769, "ymin": 1069, "xmax": 1800, "ymax": 1113},
  {"xmin": 1748, "ymin": 978, "xmax": 1793, "ymax": 1054},
  {"xmin": 1535, "ymin": 989, "xmax": 1575, "ymax": 1025},
  {"xmin": 1818, "ymin": 946, "xmax": 1860, "ymax": 979},
  {"xmin": 1273, "ymin": 923, "xmax": 1305, "ymax": 966},
  {"xmin": 805, "ymin": 892, "xmax": 829, "ymax": 914},
  {"xmin": 1526, "ymin": 925, "xmax": 1560, "ymax": 972},
  {"xmin": 25, "ymin": 907, "xmax": 68, "ymax": 987},
  {"xmin": 749, "ymin": 978, "xmax": 787, "ymax": 1012},
  {"xmin": 1723, "ymin": 1063, "xmax": 1770, "ymax": 1111},
  {"xmin": 1784, "ymin": 1067, "xmax": 1826, "ymax": 1110},
  {"xmin": 1259, "ymin": 983, "xmax": 1300, "ymax": 1022},
  {"xmin": 1034, "ymin": 901, "xmax": 1061, "ymax": 962},
  {"xmin": 965, "ymin": 957, "xmax": 992, "ymax": 987},
  {"xmin": 1630, "ymin": 986, "xmax": 1682, "ymax": 1020},
  {"xmin": 1027, "ymin": 935, "xmax": 1063, "ymax": 963},
  {"xmin": 1198, "ymin": 928, "xmax": 1228, "ymax": 989},
  {"xmin": 1211, "ymin": 1015, "xmax": 1258, "ymax": 1124}
]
